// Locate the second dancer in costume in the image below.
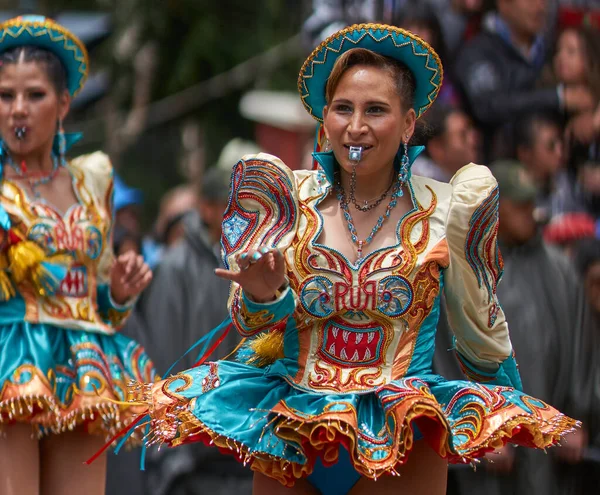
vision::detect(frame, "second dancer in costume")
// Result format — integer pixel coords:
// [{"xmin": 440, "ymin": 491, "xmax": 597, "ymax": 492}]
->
[{"xmin": 0, "ymin": 16, "xmax": 155, "ymax": 495}]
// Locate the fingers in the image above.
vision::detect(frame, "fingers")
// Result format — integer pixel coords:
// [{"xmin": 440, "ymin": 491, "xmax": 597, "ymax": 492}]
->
[
  {"xmin": 236, "ymin": 246, "xmax": 277, "ymax": 271},
  {"xmin": 214, "ymin": 268, "xmax": 241, "ymax": 282},
  {"xmin": 120, "ymin": 255, "xmax": 145, "ymax": 285},
  {"xmin": 216, "ymin": 246, "xmax": 282, "ymax": 279},
  {"xmin": 126, "ymin": 260, "xmax": 151, "ymax": 288}
]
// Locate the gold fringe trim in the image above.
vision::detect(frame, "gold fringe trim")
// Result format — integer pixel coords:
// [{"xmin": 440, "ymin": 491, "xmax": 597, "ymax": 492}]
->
[
  {"xmin": 133, "ymin": 381, "xmax": 580, "ymax": 487},
  {"xmin": 0, "ymin": 394, "xmax": 145, "ymax": 445}
]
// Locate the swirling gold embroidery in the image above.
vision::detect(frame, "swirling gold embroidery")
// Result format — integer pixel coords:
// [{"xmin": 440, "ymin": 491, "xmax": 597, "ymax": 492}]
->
[{"xmin": 240, "ymin": 300, "xmax": 275, "ymax": 329}]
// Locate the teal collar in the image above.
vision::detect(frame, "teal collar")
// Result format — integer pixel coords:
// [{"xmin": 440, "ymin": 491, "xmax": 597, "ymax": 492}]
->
[{"xmin": 312, "ymin": 145, "xmax": 425, "ymax": 185}]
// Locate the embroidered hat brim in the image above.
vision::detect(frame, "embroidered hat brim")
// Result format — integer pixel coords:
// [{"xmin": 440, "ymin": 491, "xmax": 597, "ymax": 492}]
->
[
  {"xmin": 0, "ymin": 15, "xmax": 89, "ymax": 96},
  {"xmin": 298, "ymin": 23, "xmax": 443, "ymax": 121}
]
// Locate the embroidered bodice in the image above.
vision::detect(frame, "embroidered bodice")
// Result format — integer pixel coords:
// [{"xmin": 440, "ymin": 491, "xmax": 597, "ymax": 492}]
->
[
  {"xmin": 221, "ymin": 153, "xmax": 514, "ymax": 394},
  {"xmin": 0, "ymin": 152, "xmax": 132, "ymax": 333}
]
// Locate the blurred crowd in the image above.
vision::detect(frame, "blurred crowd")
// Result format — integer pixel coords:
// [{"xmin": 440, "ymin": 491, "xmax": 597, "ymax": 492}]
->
[{"xmin": 104, "ymin": 1, "xmax": 600, "ymax": 494}]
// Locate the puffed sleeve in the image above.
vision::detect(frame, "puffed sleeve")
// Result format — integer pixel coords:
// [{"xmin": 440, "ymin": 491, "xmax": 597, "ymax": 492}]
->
[
  {"xmin": 221, "ymin": 153, "xmax": 300, "ymax": 338},
  {"xmin": 444, "ymin": 164, "xmax": 522, "ymax": 390},
  {"xmin": 70, "ymin": 152, "xmax": 135, "ymax": 330}
]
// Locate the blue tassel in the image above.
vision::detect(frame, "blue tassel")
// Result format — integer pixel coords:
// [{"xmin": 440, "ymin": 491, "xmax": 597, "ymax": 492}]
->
[
  {"xmin": 113, "ymin": 414, "xmax": 150, "ymax": 469},
  {"xmin": 164, "ymin": 316, "xmax": 232, "ymax": 377},
  {"xmin": 140, "ymin": 422, "xmax": 150, "ymax": 470}
]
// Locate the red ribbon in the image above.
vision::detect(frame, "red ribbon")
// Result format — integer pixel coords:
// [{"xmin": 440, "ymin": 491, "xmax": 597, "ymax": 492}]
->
[{"xmin": 84, "ymin": 413, "xmax": 146, "ymax": 465}]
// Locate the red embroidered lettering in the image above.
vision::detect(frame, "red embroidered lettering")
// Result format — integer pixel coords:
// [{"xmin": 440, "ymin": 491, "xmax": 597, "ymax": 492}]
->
[
  {"xmin": 335, "ymin": 282, "xmax": 349, "ymax": 311},
  {"xmin": 362, "ymin": 281, "xmax": 377, "ymax": 310}
]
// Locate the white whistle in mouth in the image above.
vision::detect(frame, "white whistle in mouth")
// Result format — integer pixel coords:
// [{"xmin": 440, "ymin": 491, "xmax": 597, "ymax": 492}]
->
[{"xmin": 348, "ymin": 146, "xmax": 363, "ymax": 163}]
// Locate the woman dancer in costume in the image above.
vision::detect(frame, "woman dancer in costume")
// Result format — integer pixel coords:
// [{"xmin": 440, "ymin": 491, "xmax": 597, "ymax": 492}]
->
[
  {"xmin": 127, "ymin": 24, "xmax": 577, "ymax": 494},
  {"xmin": 0, "ymin": 16, "xmax": 154, "ymax": 495}
]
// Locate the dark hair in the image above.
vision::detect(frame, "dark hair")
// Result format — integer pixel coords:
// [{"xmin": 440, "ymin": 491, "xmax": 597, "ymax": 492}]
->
[
  {"xmin": 574, "ymin": 237, "xmax": 600, "ymax": 277},
  {"xmin": 560, "ymin": 26, "xmax": 600, "ymax": 103},
  {"xmin": 0, "ymin": 45, "xmax": 68, "ymax": 94},
  {"xmin": 420, "ymin": 103, "xmax": 461, "ymax": 144},
  {"xmin": 392, "ymin": 0, "xmax": 447, "ymax": 65},
  {"xmin": 513, "ymin": 111, "xmax": 562, "ymax": 150},
  {"xmin": 325, "ymin": 48, "xmax": 416, "ymax": 112}
]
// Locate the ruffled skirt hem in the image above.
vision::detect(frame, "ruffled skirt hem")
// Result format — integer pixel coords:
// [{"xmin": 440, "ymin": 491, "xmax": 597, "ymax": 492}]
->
[
  {"xmin": 0, "ymin": 393, "xmax": 147, "ymax": 443},
  {"xmin": 128, "ymin": 361, "xmax": 578, "ymax": 486},
  {"xmin": 0, "ymin": 322, "xmax": 156, "ymax": 445}
]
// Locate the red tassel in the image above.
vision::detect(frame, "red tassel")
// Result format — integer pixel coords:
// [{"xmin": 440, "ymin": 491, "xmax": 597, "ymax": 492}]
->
[
  {"xmin": 192, "ymin": 324, "xmax": 232, "ymax": 367},
  {"xmin": 85, "ymin": 413, "xmax": 145, "ymax": 465}
]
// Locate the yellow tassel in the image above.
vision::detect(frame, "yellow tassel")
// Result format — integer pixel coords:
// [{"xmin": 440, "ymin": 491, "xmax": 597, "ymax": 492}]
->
[
  {"xmin": 8, "ymin": 240, "xmax": 46, "ymax": 283},
  {"xmin": 246, "ymin": 331, "xmax": 285, "ymax": 367},
  {"xmin": 0, "ymin": 253, "xmax": 15, "ymax": 301},
  {"xmin": 8, "ymin": 241, "xmax": 71, "ymax": 297}
]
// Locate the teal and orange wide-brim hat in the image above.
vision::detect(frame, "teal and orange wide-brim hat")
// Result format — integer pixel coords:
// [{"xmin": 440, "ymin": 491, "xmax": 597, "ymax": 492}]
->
[
  {"xmin": 0, "ymin": 15, "xmax": 89, "ymax": 96},
  {"xmin": 298, "ymin": 23, "xmax": 443, "ymax": 122}
]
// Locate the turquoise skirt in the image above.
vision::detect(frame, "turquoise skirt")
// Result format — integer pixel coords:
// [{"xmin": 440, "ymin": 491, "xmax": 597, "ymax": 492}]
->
[
  {"xmin": 140, "ymin": 357, "xmax": 576, "ymax": 487},
  {"xmin": 0, "ymin": 321, "xmax": 156, "ymax": 441}
]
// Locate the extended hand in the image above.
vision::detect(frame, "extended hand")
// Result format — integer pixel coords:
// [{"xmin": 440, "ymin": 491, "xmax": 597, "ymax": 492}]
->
[
  {"xmin": 110, "ymin": 251, "xmax": 152, "ymax": 305},
  {"xmin": 215, "ymin": 246, "xmax": 286, "ymax": 303}
]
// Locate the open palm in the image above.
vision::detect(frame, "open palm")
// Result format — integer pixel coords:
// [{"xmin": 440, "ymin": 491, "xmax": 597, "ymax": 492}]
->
[{"xmin": 215, "ymin": 247, "xmax": 286, "ymax": 303}]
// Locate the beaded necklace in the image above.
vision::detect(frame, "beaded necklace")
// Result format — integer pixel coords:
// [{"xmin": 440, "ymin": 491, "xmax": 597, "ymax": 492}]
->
[
  {"xmin": 6, "ymin": 153, "xmax": 62, "ymax": 198},
  {"xmin": 336, "ymin": 174, "xmax": 402, "ymax": 263}
]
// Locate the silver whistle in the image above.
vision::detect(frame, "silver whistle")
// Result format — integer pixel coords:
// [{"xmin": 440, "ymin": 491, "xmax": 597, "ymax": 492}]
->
[
  {"xmin": 348, "ymin": 146, "xmax": 363, "ymax": 163},
  {"xmin": 15, "ymin": 127, "xmax": 26, "ymax": 140}
]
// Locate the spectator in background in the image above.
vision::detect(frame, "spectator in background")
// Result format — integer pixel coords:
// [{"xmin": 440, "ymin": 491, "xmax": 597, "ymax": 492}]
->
[
  {"xmin": 512, "ymin": 112, "xmax": 584, "ymax": 221},
  {"xmin": 455, "ymin": 0, "xmax": 592, "ymax": 161},
  {"xmin": 154, "ymin": 184, "xmax": 198, "ymax": 248},
  {"xmin": 393, "ymin": 0, "xmax": 461, "ymax": 107},
  {"xmin": 113, "ymin": 225, "xmax": 143, "ymax": 257},
  {"xmin": 113, "ymin": 174, "xmax": 163, "ymax": 268},
  {"xmin": 301, "ymin": 0, "xmax": 377, "ymax": 51},
  {"xmin": 427, "ymin": 0, "xmax": 489, "ymax": 59},
  {"xmin": 435, "ymin": 160, "xmax": 591, "ymax": 495},
  {"xmin": 559, "ymin": 236, "xmax": 600, "ymax": 495},
  {"xmin": 113, "ymin": 174, "xmax": 144, "ymax": 236},
  {"xmin": 412, "ymin": 104, "xmax": 479, "ymax": 181},
  {"xmin": 552, "ymin": 24, "xmax": 600, "ymax": 218},
  {"xmin": 120, "ymin": 164, "xmax": 250, "ymax": 495}
]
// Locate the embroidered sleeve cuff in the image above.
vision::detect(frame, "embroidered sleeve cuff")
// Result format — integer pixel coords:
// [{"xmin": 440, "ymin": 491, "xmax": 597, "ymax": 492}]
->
[
  {"xmin": 232, "ymin": 286, "xmax": 295, "ymax": 337},
  {"xmin": 455, "ymin": 349, "xmax": 522, "ymax": 391},
  {"xmin": 96, "ymin": 284, "xmax": 136, "ymax": 328}
]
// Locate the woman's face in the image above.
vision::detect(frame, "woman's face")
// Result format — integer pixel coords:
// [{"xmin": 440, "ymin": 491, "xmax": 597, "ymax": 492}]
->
[
  {"xmin": 0, "ymin": 61, "xmax": 69, "ymax": 157},
  {"xmin": 322, "ymin": 65, "xmax": 415, "ymax": 177},
  {"xmin": 554, "ymin": 30, "xmax": 587, "ymax": 86}
]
